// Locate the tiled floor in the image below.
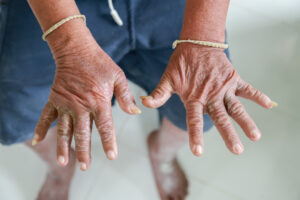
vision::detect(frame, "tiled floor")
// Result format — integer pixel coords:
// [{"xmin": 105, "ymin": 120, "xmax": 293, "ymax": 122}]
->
[{"xmin": 1, "ymin": 1, "xmax": 300, "ymax": 200}]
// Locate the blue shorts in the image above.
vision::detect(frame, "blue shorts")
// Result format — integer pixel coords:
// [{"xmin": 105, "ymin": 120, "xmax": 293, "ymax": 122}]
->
[{"xmin": 0, "ymin": 0, "xmax": 230, "ymax": 145}]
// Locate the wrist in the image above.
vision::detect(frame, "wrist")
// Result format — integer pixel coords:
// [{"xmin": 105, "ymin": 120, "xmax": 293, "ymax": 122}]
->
[
  {"xmin": 46, "ymin": 18, "xmax": 95, "ymax": 56},
  {"xmin": 180, "ymin": 0, "xmax": 229, "ymax": 43},
  {"xmin": 175, "ymin": 42, "xmax": 226, "ymax": 53},
  {"xmin": 179, "ymin": 28, "xmax": 226, "ymax": 43}
]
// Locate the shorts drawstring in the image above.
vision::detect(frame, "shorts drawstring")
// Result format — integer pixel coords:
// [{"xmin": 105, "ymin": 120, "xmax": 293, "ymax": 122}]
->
[{"xmin": 108, "ymin": 0, "xmax": 123, "ymax": 26}]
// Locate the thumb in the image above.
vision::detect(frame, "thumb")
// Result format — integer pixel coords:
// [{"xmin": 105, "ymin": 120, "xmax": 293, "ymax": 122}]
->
[
  {"xmin": 114, "ymin": 70, "xmax": 141, "ymax": 115},
  {"xmin": 141, "ymin": 74, "xmax": 173, "ymax": 108}
]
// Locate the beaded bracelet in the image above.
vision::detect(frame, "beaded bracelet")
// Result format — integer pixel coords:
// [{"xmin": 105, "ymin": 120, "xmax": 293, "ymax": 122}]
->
[
  {"xmin": 172, "ymin": 39, "xmax": 229, "ymax": 49},
  {"xmin": 42, "ymin": 14, "xmax": 86, "ymax": 41}
]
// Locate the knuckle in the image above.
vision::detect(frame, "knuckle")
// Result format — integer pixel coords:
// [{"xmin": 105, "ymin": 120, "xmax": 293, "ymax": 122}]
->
[
  {"xmin": 57, "ymin": 124, "xmax": 71, "ymax": 137},
  {"xmin": 187, "ymin": 115, "xmax": 203, "ymax": 129},
  {"xmin": 219, "ymin": 120, "xmax": 232, "ymax": 129},
  {"xmin": 189, "ymin": 129, "xmax": 201, "ymax": 140},
  {"xmin": 161, "ymin": 71, "xmax": 172, "ymax": 84},
  {"xmin": 115, "ymin": 80, "xmax": 130, "ymax": 96},
  {"xmin": 252, "ymin": 89, "xmax": 262, "ymax": 98},
  {"xmin": 74, "ymin": 128, "xmax": 91, "ymax": 152},
  {"xmin": 153, "ymin": 86, "xmax": 165, "ymax": 97},
  {"xmin": 39, "ymin": 116, "xmax": 52, "ymax": 126},
  {"xmin": 75, "ymin": 145, "xmax": 89, "ymax": 153},
  {"xmin": 57, "ymin": 135, "xmax": 70, "ymax": 147},
  {"xmin": 245, "ymin": 84, "xmax": 259, "ymax": 97},
  {"xmin": 118, "ymin": 90, "xmax": 132, "ymax": 104},
  {"xmin": 57, "ymin": 129, "xmax": 68, "ymax": 137},
  {"xmin": 186, "ymin": 101, "xmax": 203, "ymax": 114},
  {"xmin": 115, "ymin": 69, "xmax": 126, "ymax": 82},
  {"xmin": 153, "ymin": 86, "xmax": 171, "ymax": 99},
  {"xmin": 227, "ymin": 101, "xmax": 245, "ymax": 118},
  {"xmin": 75, "ymin": 142, "xmax": 89, "ymax": 152},
  {"xmin": 75, "ymin": 138, "xmax": 90, "ymax": 152},
  {"xmin": 207, "ymin": 104, "xmax": 214, "ymax": 113},
  {"xmin": 45, "ymin": 102, "xmax": 55, "ymax": 112},
  {"xmin": 188, "ymin": 117, "xmax": 203, "ymax": 128},
  {"xmin": 207, "ymin": 101, "xmax": 222, "ymax": 114},
  {"xmin": 213, "ymin": 111, "xmax": 231, "ymax": 129},
  {"xmin": 155, "ymin": 74, "xmax": 172, "ymax": 95},
  {"xmin": 101, "ymin": 131, "xmax": 114, "ymax": 144},
  {"xmin": 96, "ymin": 118, "xmax": 113, "ymax": 134},
  {"xmin": 75, "ymin": 128, "xmax": 90, "ymax": 137}
]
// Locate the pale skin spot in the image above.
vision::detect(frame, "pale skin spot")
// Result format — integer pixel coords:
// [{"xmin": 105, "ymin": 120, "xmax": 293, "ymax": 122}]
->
[
  {"xmin": 57, "ymin": 135, "xmax": 69, "ymax": 146},
  {"xmin": 159, "ymin": 161, "xmax": 174, "ymax": 175}
]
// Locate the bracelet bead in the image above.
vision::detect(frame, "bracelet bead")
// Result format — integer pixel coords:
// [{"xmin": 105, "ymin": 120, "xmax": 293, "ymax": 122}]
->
[
  {"xmin": 42, "ymin": 14, "xmax": 86, "ymax": 41},
  {"xmin": 172, "ymin": 39, "xmax": 228, "ymax": 49}
]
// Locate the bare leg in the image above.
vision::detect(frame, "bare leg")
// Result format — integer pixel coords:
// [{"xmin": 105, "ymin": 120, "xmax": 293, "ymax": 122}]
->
[
  {"xmin": 25, "ymin": 126, "xmax": 76, "ymax": 200},
  {"xmin": 148, "ymin": 117, "xmax": 189, "ymax": 200}
]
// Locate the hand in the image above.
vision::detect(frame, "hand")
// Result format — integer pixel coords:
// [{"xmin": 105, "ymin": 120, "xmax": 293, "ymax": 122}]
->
[
  {"xmin": 141, "ymin": 43, "xmax": 276, "ymax": 156},
  {"xmin": 32, "ymin": 26, "xmax": 141, "ymax": 170}
]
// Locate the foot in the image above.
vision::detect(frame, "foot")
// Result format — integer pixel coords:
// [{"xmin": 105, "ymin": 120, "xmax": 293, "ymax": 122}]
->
[
  {"xmin": 148, "ymin": 131, "xmax": 189, "ymax": 200},
  {"xmin": 37, "ymin": 150, "xmax": 76, "ymax": 200}
]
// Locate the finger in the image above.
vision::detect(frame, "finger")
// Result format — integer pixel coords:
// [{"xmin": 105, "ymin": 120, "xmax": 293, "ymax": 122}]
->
[
  {"xmin": 208, "ymin": 101, "xmax": 244, "ymax": 155},
  {"xmin": 141, "ymin": 73, "xmax": 173, "ymax": 108},
  {"xmin": 185, "ymin": 101, "xmax": 204, "ymax": 156},
  {"xmin": 33, "ymin": 102, "xmax": 58, "ymax": 145},
  {"xmin": 56, "ymin": 113, "xmax": 73, "ymax": 166},
  {"xmin": 236, "ymin": 80, "xmax": 277, "ymax": 109},
  {"xmin": 94, "ymin": 104, "xmax": 118, "ymax": 160},
  {"xmin": 225, "ymin": 94, "xmax": 261, "ymax": 141},
  {"xmin": 73, "ymin": 113, "xmax": 92, "ymax": 171},
  {"xmin": 114, "ymin": 70, "xmax": 141, "ymax": 115}
]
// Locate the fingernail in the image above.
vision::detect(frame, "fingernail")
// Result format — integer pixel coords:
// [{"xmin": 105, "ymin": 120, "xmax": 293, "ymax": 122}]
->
[
  {"xmin": 130, "ymin": 104, "xmax": 142, "ymax": 114},
  {"xmin": 58, "ymin": 156, "xmax": 65, "ymax": 165},
  {"xmin": 251, "ymin": 130, "xmax": 261, "ymax": 141},
  {"xmin": 31, "ymin": 134, "xmax": 39, "ymax": 146},
  {"xmin": 233, "ymin": 144, "xmax": 243, "ymax": 154},
  {"xmin": 271, "ymin": 101, "xmax": 278, "ymax": 108},
  {"xmin": 140, "ymin": 96, "xmax": 153, "ymax": 100},
  {"xmin": 107, "ymin": 150, "xmax": 117, "ymax": 160},
  {"xmin": 79, "ymin": 162, "xmax": 87, "ymax": 171},
  {"xmin": 193, "ymin": 145, "xmax": 203, "ymax": 156}
]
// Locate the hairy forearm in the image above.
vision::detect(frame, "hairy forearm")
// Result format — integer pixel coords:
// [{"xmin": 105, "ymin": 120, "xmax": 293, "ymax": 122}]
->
[
  {"xmin": 27, "ymin": 0, "xmax": 90, "ymax": 50},
  {"xmin": 180, "ymin": 0, "xmax": 230, "ymax": 43}
]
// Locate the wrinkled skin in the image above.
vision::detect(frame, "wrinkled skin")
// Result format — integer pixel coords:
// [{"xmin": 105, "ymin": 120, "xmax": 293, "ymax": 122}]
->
[
  {"xmin": 33, "ymin": 36, "xmax": 141, "ymax": 170},
  {"xmin": 141, "ymin": 43, "xmax": 274, "ymax": 156}
]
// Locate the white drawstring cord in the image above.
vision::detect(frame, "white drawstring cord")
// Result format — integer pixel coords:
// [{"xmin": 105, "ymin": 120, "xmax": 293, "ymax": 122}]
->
[{"xmin": 108, "ymin": 0, "xmax": 123, "ymax": 26}]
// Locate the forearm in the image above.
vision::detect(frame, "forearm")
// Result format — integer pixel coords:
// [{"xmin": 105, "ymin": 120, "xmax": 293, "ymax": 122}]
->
[
  {"xmin": 27, "ymin": 0, "xmax": 90, "ymax": 50},
  {"xmin": 180, "ymin": 0, "xmax": 230, "ymax": 43}
]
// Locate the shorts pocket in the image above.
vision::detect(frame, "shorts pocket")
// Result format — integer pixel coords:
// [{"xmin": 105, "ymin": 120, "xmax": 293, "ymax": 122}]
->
[{"xmin": 0, "ymin": 0, "xmax": 9, "ymax": 56}]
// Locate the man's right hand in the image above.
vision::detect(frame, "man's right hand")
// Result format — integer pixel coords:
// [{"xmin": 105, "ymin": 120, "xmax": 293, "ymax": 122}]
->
[{"xmin": 32, "ymin": 21, "xmax": 141, "ymax": 171}]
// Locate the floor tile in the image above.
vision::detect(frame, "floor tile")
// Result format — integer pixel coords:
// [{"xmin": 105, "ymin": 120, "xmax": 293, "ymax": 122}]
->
[
  {"xmin": 0, "ymin": 144, "xmax": 47, "ymax": 200},
  {"xmin": 78, "ymin": 144, "xmax": 159, "ymax": 200}
]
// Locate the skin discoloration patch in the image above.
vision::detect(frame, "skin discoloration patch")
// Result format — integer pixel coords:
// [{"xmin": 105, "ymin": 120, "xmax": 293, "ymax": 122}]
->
[
  {"xmin": 148, "ymin": 129, "xmax": 189, "ymax": 199},
  {"xmin": 33, "ymin": 36, "xmax": 142, "ymax": 169},
  {"xmin": 159, "ymin": 161, "xmax": 174, "ymax": 174},
  {"xmin": 142, "ymin": 43, "xmax": 274, "ymax": 156}
]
